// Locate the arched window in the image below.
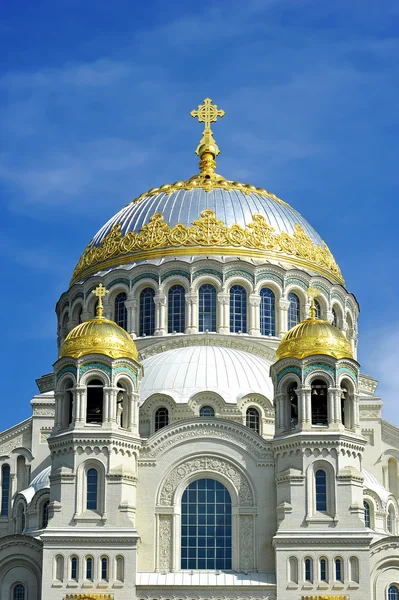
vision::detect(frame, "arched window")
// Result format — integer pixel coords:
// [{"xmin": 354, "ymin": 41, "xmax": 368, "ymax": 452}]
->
[
  {"xmin": 315, "ymin": 469, "xmax": 327, "ymax": 511},
  {"xmin": 199, "ymin": 284, "xmax": 217, "ymax": 332},
  {"xmin": 139, "ymin": 287, "xmax": 155, "ymax": 336},
  {"xmin": 101, "ymin": 556, "xmax": 108, "ymax": 581},
  {"xmin": 335, "ymin": 557, "xmax": 343, "ymax": 582},
  {"xmin": 314, "ymin": 299, "xmax": 321, "ymax": 319},
  {"xmin": 12, "ymin": 584, "xmax": 25, "ymax": 600},
  {"xmin": 168, "ymin": 285, "xmax": 185, "ymax": 333},
  {"xmin": 230, "ymin": 285, "xmax": 247, "ymax": 333},
  {"xmin": 114, "ymin": 292, "xmax": 127, "ymax": 330},
  {"xmin": 320, "ymin": 557, "xmax": 328, "ymax": 582},
  {"xmin": 86, "ymin": 556, "xmax": 93, "ymax": 581},
  {"xmin": 155, "ymin": 407, "xmax": 169, "ymax": 432},
  {"xmin": 86, "ymin": 379, "xmax": 103, "ymax": 424},
  {"xmin": 387, "ymin": 506, "xmax": 395, "ymax": 534},
  {"xmin": 364, "ymin": 500, "xmax": 371, "ymax": 528},
  {"xmin": 288, "ymin": 293, "xmax": 300, "ymax": 329},
  {"xmin": 1, "ymin": 464, "xmax": 10, "ymax": 516},
  {"xmin": 260, "ymin": 288, "xmax": 275, "ymax": 336},
  {"xmin": 199, "ymin": 406, "xmax": 215, "ymax": 418},
  {"xmin": 115, "ymin": 555, "xmax": 124, "ymax": 582},
  {"xmin": 288, "ymin": 556, "xmax": 298, "ymax": 584},
  {"xmin": 288, "ymin": 383, "xmax": 298, "ymax": 428},
  {"xmin": 181, "ymin": 478, "xmax": 232, "ymax": 570},
  {"xmin": 349, "ymin": 556, "xmax": 359, "ymax": 583},
  {"xmin": 311, "ymin": 379, "xmax": 328, "ymax": 426},
  {"xmin": 332, "ymin": 307, "xmax": 338, "ymax": 327},
  {"xmin": 86, "ymin": 468, "xmax": 98, "ymax": 510},
  {"xmin": 304, "ymin": 557, "xmax": 313, "ymax": 582},
  {"xmin": 41, "ymin": 499, "xmax": 49, "ymax": 528},
  {"xmin": 388, "ymin": 458, "xmax": 398, "ymax": 497},
  {"xmin": 388, "ymin": 586, "xmax": 399, "ymax": 600},
  {"xmin": 55, "ymin": 554, "xmax": 64, "ymax": 582},
  {"xmin": 246, "ymin": 408, "xmax": 260, "ymax": 434},
  {"xmin": 16, "ymin": 455, "xmax": 26, "ymax": 492},
  {"xmin": 70, "ymin": 556, "xmax": 78, "ymax": 581}
]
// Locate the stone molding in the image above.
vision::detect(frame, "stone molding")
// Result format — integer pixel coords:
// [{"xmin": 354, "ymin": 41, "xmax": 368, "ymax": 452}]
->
[{"xmin": 137, "ymin": 595, "xmax": 276, "ymax": 600}]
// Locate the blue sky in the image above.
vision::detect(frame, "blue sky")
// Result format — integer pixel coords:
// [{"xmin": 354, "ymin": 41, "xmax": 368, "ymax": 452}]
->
[{"xmin": 1, "ymin": 0, "xmax": 398, "ymax": 429}]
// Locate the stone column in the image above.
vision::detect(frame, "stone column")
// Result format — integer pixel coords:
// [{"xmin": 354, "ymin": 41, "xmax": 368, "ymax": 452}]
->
[
  {"xmin": 273, "ymin": 392, "xmax": 284, "ymax": 432},
  {"xmin": 278, "ymin": 298, "xmax": 290, "ymax": 337},
  {"xmin": 301, "ymin": 386, "xmax": 312, "ymax": 428},
  {"xmin": 185, "ymin": 293, "xmax": 198, "ymax": 334},
  {"xmin": 125, "ymin": 298, "xmax": 137, "ymax": 338},
  {"xmin": 217, "ymin": 292, "xmax": 229, "ymax": 334},
  {"xmin": 74, "ymin": 385, "xmax": 86, "ymax": 428},
  {"xmin": 326, "ymin": 309, "xmax": 334, "ymax": 324},
  {"xmin": 54, "ymin": 392, "xmax": 63, "ymax": 431},
  {"xmin": 154, "ymin": 294, "xmax": 167, "ymax": 336},
  {"xmin": 329, "ymin": 387, "xmax": 341, "ymax": 426},
  {"xmin": 248, "ymin": 294, "xmax": 261, "ymax": 336}
]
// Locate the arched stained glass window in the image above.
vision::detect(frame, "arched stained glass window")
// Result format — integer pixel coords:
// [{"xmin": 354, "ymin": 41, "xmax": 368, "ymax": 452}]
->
[
  {"xmin": 168, "ymin": 285, "xmax": 185, "ymax": 333},
  {"xmin": 364, "ymin": 501, "xmax": 371, "ymax": 528},
  {"xmin": 315, "ymin": 469, "xmax": 327, "ymax": 511},
  {"xmin": 41, "ymin": 499, "xmax": 49, "ymax": 528},
  {"xmin": 139, "ymin": 287, "xmax": 155, "ymax": 336},
  {"xmin": 1, "ymin": 464, "xmax": 10, "ymax": 516},
  {"xmin": 13, "ymin": 584, "xmax": 25, "ymax": 600},
  {"xmin": 115, "ymin": 292, "xmax": 127, "ymax": 330},
  {"xmin": 155, "ymin": 407, "xmax": 169, "ymax": 432},
  {"xmin": 86, "ymin": 468, "xmax": 98, "ymax": 510},
  {"xmin": 260, "ymin": 288, "xmax": 275, "ymax": 336},
  {"xmin": 246, "ymin": 408, "xmax": 260, "ymax": 433},
  {"xmin": 199, "ymin": 284, "xmax": 217, "ymax": 332},
  {"xmin": 288, "ymin": 293, "xmax": 300, "ymax": 329},
  {"xmin": 314, "ymin": 299, "xmax": 321, "ymax": 319},
  {"xmin": 230, "ymin": 285, "xmax": 247, "ymax": 333},
  {"xmin": 388, "ymin": 585, "xmax": 399, "ymax": 600},
  {"xmin": 200, "ymin": 406, "xmax": 215, "ymax": 418},
  {"xmin": 181, "ymin": 478, "xmax": 232, "ymax": 570}
]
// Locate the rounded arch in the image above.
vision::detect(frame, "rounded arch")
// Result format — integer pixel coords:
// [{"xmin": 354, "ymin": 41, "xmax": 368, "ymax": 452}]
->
[
  {"xmin": 188, "ymin": 391, "xmax": 225, "ymax": 416},
  {"xmin": 254, "ymin": 278, "xmax": 282, "ymax": 298},
  {"xmin": 56, "ymin": 373, "xmax": 76, "ymax": 392},
  {"xmin": 304, "ymin": 369, "xmax": 335, "ymax": 389},
  {"xmin": 71, "ymin": 300, "xmax": 84, "ymax": 324},
  {"xmin": 76, "ymin": 458, "xmax": 106, "ymax": 517},
  {"xmin": 138, "ymin": 286, "xmax": 156, "ymax": 337},
  {"xmin": 307, "ymin": 459, "xmax": 336, "ymax": 519},
  {"xmin": 166, "ymin": 283, "xmax": 187, "ymax": 334},
  {"xmin": 161, "ymin": 276, "xmax": 189, "ymax": 295},
  {"xmin": 191, "ymin": 274, "xmax": 222, "ymax": 293},
  {"xmin": 277, "ymin": 372, "xmax": 302, "ymax": 395},
  {"xmin": 131, "ymin": 277, "xmax": 158, "ymax": 299},
  {"xmin": 80, "ymin": 369, "xmax": 111, "ymax": 388},
  {"xmin": 225, "ymin": 277, "xmax": 253, "ymax": 295},
  {"xmin": 140, "ymin": 393, "xmax": 176, "ymax": 419},
  {"xmin": 285, "ymin": 288, "xmax": 305, "ymax": 328},
  {"xmin": 237, "ymin": 393, "xmax": 274, "ymax": 419}
]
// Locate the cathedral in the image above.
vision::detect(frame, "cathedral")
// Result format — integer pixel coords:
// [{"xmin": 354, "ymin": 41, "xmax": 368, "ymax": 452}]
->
[{"xmin": 1, "ymin": 98, "xmax": 398, "ymax": 600}]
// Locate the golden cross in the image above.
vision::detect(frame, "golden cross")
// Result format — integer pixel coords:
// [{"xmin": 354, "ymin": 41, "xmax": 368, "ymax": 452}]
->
[
  {"xmin": 92, "ymin": 283, "xmax": 109, "ymax": 318},
  {"xmin": 191, "ymin": 97, "xmax": 225, "ymax": 133},
  {"xmin": 306, "ymin": 285, "xmax": 320, "ymax": 320}
]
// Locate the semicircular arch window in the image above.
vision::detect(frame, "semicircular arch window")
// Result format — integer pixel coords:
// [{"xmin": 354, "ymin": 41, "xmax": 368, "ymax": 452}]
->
[
  {"xmin": 288, "ymin": 293, "xmax": 300, "ymax": 329},
  {"xmin": 199, "ymin": 284, "xmax": 217, "ymax": 332},
  {"xmin": 388, "ymin": 585, "xmax": 399, "ymax": 600},
  {"xmin": 168, "ymin": 285, "xmax": 185, "ymax": 333},
  {"xmin": 230, "ymin": 285, "xmax": 247, "ymax": 333},
  {"xmin": 260, "ymin": 287, "xmax": 275, "ymax": 336},
  {"xmin": 199, "ymin": 405, "xmax": 215, "ymax": 418},
  {"xmin": 181, "ymin": 478, "xmax": 232, "ymax": 570},
  {"xmin": 139, "ymin": 287, "xmax": 155, "ymax": 336},
  {"xmin": 13, "ymin": 584, "xmax": 25, "ymax": 600},
  {"xmin": 115, "ymin": 292, "xmax": 127, "ymax": 330},
  {"xmin": 314, "ymin": 298, "xmax": 321, "ymax": 319}
]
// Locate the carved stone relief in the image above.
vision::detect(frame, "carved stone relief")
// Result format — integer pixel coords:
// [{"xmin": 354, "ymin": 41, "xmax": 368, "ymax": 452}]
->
[
  {"xmin": 239, "ymin": 515, "xmax": 254, "ymax": 571},
  {"xmin": 158, "ymin": 514, "xmax": 173, "ymax": 571}
]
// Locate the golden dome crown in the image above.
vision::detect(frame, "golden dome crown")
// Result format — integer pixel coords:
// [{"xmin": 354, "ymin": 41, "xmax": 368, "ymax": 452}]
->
[
  {"xmin": 276, "ymin": 288, "xmax": 353, "ymax": 361},
  {"xmin": 59, "ymin": 284, "xmax": 139, "ymax": 361}
]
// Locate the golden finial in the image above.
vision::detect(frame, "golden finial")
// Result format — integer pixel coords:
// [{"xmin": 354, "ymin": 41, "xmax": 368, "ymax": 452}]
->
[
  {"xmin": 306, "ymin": 286, "xmax": 320, "ymax": 320},
  {"xmin": 191, "ymin": 97, "xmax": 225, "ymax": 173},
  {"xmin": 92, "ymin": 283, "xmax": 109, "ymax": 319}
]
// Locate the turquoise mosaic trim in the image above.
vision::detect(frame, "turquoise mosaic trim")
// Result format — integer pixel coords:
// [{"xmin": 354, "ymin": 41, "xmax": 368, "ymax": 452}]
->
[
  {"xmin": 331, "ymin": 291, "xmax": 345, "ymax": 304},
  {"xmin": 193, "ymin": 269, "xmax": 223, "ymax": 282},
  {"xmin": 56, "ymin": 364, "xmax": 77, "ymax": 381},
  {"xmin": 225, "ymin": 269, "xmax": 254, "ymax": 283},
  {"xmin": 255, "ymin": 272, "xmax": 283, "ymax": 286},
  {"xmin": 313, "ymin": 283, "xmax": 329, "ymax": 297},
  {"xmin": 337, "ymin": 366, "xmax": 357, "ymax": 382},
  {"xmin": 286, "ymin": 277, "xmax": 307, "ymax": 290},
  {"xmin": 131, "ymin": 273, "xmax": 158, "ymax": 287},
  {"xmin": 114, "ymin": 364, "xmax": 137, "ymax": 380},
  {"xmin": 277, "ymin": 366, "xmax": 302, "ymax": 384},
  {"xmin": 161, "ymin": 270, "xmax": 190, "ymax": 283},
  {"xmin": 79, "ymin": 362, "xmax": 112, "ymax": 376},
  {"xmin": 303, "ymin": 363, "xmax": 335, "ymax": 377},
  {"xmin": 108, "ymin": 278, "xmax": 130, "ymax": 290}
]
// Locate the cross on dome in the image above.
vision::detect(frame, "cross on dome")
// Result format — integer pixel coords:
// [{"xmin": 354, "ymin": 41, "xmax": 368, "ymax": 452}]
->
[
  {"xmin": 92, "ymin": 283, "xmax": 109, "ymax": 318},
  {"xmin": 190, "ymin": 97, "xmax": 225, "ymax": 166},
  {"xmin": 190, "ymin": 97, "xmax": 225, "ymax": 134},
  {"xmin": 306, "ymin": 285, "xmax": 320, "ymax": 320}
]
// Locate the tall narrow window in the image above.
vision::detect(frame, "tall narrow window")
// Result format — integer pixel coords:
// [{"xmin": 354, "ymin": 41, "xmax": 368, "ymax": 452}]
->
[
  {"xmin": 230, "ymin": 285, "xmax": 247, "ymax": 333},
  {"xmin": 320, "ymin": 558, "xmax": 328, "ymax": 582},
  {"xmin": 387, "ymin": 506, "xmax": 395, "ymax": 534},
  {"xmin": 139, "ymin": 287, "xmax": 155, "ymax": 336},
  {"xmin": 246, "ymin": 408, "xmax": 260, "ymax": 433},
  {"xmin": 86, "ymin": 379, "xmax": 103, "ymax": 424},
  {"xmin": 389, "ymin": 585, "xmax": 399, "ymax": 600},
  {"xmin": 304, "ymin": 558, "xmax": 313, "ymax": 582},
  {"xmin": 86, "ymin": 556, "xmax": 93, "ymax": 581},
  {"xmin": 335, "ymin": 557, "xmax": 343, "ymax": 582},
  {"xmin": 199, "ymin": 284, "xmax": 217, "ymax": 332},
  {"xmin": 181, "ymin": 478, "xmax": 232, "ymax": 570},
  {"xmin": 288, "ymin": 383, "xmax": 298, "ymax": 428},
  {"xmin": 349, "ymin": 556, "xmax": 359, "ymax": 583},
  {"xmin": 86, "ymin": 469, "xmax": 98, "ymax": 510},
  {"xmin": 71, "ymin": 556, "xmax": 78, "ymax": 581},
  {"xmin": 364, "ymin": 501, "xmax": 371, "ymax": 528},
  {"xmin": 115, "ymin": 292, "xmax": 127, "ymax": 330},
  {"xmin": 314, "ymin": 298, "xmax": 321, "ymax": 319},
  {"xmin": 315, "ymin": 469, "xmax": 327, "ymax": 511},
  {"xmin": 155, "ymin": 407, "xmax": 169, "ymax": 432},
  {"xmin": 311, "ymin": 379, "xmax": 328, "ymax": 426},
  {"xmin": 115, "ymin": 556, "xmax": 124, "ymax": 582},
  {"xmin": 13, "ymin": 584, "xmax": 25, "ymax": 600},
  {"xmin": 41, "ymin": 500, "xmax": 49, "ymax": 528},
  {"xmin": 1, "ymin": 464, "xmax": 10, "ymax": 516},
  {"xmin": 101, "ymin": 556, "xmax": 108, "ymax": 581},
  {"xmin": 288, "ymin": 293, "xmax": 300, "ymax": 329},
  {"xmin": 200, "ymin": 406, "xmax": 215, "ymax": 418},
  {"xmin": 260, "ymin": 288, "xmax": 275, "ymax": 336},
  {"xmin": 288, "ymin": 556, "xmax": 298, "ymax": 584},
  {"xmin": 332, "ymin": 308, "xmax": 338, "ymax": 327},
  {"xmin": 55, "ymin": 555, "xmax": 64, "ymax": 582},
  {"xmin": 168, "ymin": 285, "xmax": 185, "ymax": 333}
]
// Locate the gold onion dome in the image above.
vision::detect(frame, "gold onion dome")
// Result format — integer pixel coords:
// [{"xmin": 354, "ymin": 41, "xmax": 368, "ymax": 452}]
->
[
  {"xmin": 70, "ymin": 99, "xmax": 343, "ymax": 287},
  {"xmin": 59, "ymin": 284, "xmax": 139, "ymax": 361},
  {"xmin": 276, "ymin": 288, "xmax": 353, "ymax": 361}
]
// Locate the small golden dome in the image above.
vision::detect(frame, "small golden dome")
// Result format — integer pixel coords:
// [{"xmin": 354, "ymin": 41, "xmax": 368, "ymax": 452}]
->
[
  {"xmin": 59, "ymin": 283, "xmax": 139, "ymax": 361},
  {"xmin": 276, "ymin": 316, "xmax": 353, "ymax": 361}
]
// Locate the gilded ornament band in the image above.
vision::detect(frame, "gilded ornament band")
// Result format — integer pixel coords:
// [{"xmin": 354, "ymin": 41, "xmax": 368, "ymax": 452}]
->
[{"xmin": 71, "ymin": 209, "xmax": 344, "ymax": 286}]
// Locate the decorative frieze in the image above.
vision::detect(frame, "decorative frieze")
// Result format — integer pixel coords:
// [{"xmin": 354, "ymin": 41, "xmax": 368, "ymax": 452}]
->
[{"xmin": 158, "ymin": 514, "xmax": 173, "ymax": 571}]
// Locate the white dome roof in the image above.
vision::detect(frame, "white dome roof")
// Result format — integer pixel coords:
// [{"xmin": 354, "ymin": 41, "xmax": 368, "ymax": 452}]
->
[
  {"xmin": 140, "ymin": 345, "xmax": 273, "ymax": 405},
  {"xmin": 20, "ymin": 465, "xmax": 51, "ymax": 504}
]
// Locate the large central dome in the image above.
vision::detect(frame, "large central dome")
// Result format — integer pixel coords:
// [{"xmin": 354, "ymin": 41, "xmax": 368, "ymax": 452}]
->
[{"xmin": 70, "ymin": 99, "xmax": 343, "ymax": 287}]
